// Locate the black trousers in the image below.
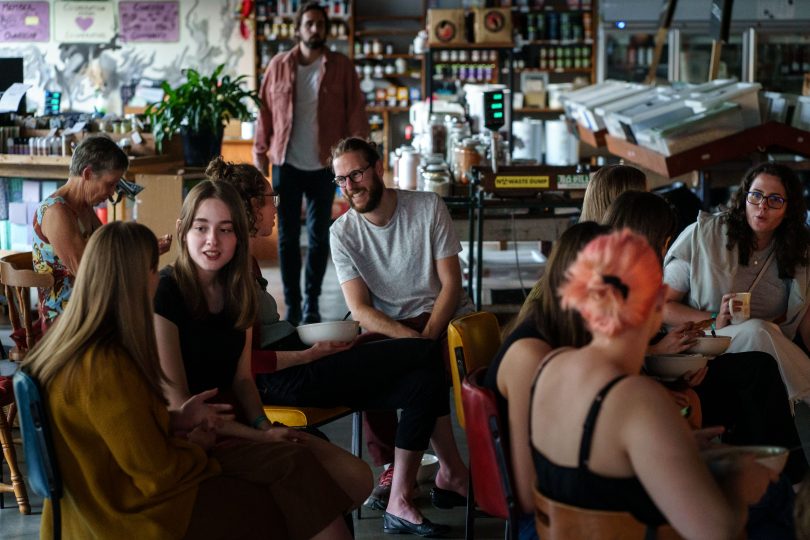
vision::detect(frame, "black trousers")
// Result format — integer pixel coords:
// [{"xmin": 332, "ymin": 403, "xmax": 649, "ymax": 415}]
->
[
  {"xmin": 271, "ymin": 163, "xmax": 335, "ymax": 308},
  {"xmin": 256, "ymin": 336, "xmax": 449, "ymax": 452},
  {"xmin": 696, "ymin": 351, "xmax": 807, "ymax": 483}
]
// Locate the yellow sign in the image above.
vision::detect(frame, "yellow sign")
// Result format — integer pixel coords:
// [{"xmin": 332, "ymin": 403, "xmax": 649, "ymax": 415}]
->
[{"xmin": 494, "ymin": 175, "xmax": 550, "ymax": 189}]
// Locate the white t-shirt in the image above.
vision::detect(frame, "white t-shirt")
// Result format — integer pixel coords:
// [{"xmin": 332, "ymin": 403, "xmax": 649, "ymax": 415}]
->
[
  {"xmin": 285, "ymin": 56, "xmax": 323, "ymax": 170},
  {"xmin": 330, "ymin": 190, "xmax": 474, "ymax": 320}
]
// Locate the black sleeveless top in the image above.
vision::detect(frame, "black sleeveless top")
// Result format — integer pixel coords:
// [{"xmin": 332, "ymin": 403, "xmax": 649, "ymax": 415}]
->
[{"xmin": 530, "ymin": 353, "xmax": 666, "ymax": 526}]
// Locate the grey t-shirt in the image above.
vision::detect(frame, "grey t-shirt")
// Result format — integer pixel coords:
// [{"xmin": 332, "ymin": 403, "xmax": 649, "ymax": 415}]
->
[
  {"xmin": 664, "ymin": 243, "xmax": 788, "ymax": 321},
  {"xmin": 330, "ymin": 189, "xmax": 474, "ymax": 320}
]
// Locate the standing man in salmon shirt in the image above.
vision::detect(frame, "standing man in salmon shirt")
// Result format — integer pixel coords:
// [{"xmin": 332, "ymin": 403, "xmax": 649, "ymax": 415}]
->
[{"xmin": 254, "ymin": 1, "xmax": 368, "ymax": 325}]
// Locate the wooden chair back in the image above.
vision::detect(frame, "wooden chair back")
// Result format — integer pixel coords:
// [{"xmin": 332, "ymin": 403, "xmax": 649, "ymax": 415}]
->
[
  {"xmin": 533, "ymin": 487, "xmax": 684, "ymax": 540},
  {"xmin": 0, "ymin": 253, "xmax": 53, "ymax": 361},
  {"xmin": 447, "ymin": 311, "xmax": 501, "ymax": 428}
]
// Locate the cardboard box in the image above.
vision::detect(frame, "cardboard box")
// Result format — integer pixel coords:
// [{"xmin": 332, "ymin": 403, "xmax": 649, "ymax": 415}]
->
[
  {"xmin": 473, "ymin": 8, "xmax": 513, "ymax": 44},
  {"xmin": 428, "ymin": 9, "xmax": 466, "ymax": 46},
  {"xmin": 524, "ymin": 91, "xmax": 547, "ymax": 108}
]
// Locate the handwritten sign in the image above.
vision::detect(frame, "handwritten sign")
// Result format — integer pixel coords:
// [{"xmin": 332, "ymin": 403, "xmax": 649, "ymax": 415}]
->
[
  {"xmin": 0, "ymin": 2, "xmax": 49, "ymax": 42},
  {"xmin": 54, "ymin": 1, "xmax": 114, "ymax": 43},
  {"xmin": 119, "ymin": 1, "xmax": 180, "ymax": 42}
]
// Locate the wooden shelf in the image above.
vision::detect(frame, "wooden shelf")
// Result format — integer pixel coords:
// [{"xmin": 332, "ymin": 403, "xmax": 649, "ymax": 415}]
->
[
  {"xmin": 603, "ymin": 122, "xmax": 810, "ymax": 179},
  {"xmin": 522, "ymin": 39, "xmax": 593, "ymax": 46},
  {"xmin": 428, "ymin": 42, "xmax": 515, "ymax": 50},
  {"xmin": 355, "ymin": 28, "xmax": 421, "ymax": 37},
  {"xmin": 512, "ymin": 67, "xmax": 592, "ymax": 74},
  {"xmin": 366, "ymin": 106, "xmax": 410, "ymax": 113},
  {"xmin": 354, "ymin": 53, "xmax": 422, "ymax": 60},
  {"xmin": 356, "ymin": 15, "xmax": 421, "ymax": 22}
]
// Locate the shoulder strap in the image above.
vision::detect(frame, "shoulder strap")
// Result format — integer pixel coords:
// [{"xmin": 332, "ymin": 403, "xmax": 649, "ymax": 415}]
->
[
  {"xmin": 748, "ymin": 248, "xmax": 776, "ymax": 294},
  {"xmin": 528, "ymin": 347, "xmax": 572, "ymax": 440},
  {"xmin": 579, "ymin": 374, "xmax": 628, "ymax": 468}
]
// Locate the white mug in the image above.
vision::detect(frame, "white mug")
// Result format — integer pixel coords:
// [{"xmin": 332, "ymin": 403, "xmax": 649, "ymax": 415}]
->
[{"xmin": 728, "ymin": 292, "xmax": 752, "ymax": 325}]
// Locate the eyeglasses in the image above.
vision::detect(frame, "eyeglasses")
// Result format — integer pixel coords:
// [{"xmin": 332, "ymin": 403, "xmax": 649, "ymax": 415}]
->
[
  {"xmin": 260, "ymin": 192, "xmax": 280, "ymax": 208},
  {"xmin": 746, "ymin": 190, "xmax": 786, "ymax": 210},
  {"xmin": 333, "ymin": 164, "xmax": 371, "ymax": 187}
]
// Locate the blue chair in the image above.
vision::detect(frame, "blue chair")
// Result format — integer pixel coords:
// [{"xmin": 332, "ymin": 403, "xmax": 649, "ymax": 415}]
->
[{"xmin": 12, "ymin": 370, "xmax": 62, "ymax": 540}]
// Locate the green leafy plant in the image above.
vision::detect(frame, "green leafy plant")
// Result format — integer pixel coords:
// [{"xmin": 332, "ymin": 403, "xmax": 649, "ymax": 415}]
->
[{"xmin": 145, "ymin": 64, "xmax": 260, "ymax": 152}]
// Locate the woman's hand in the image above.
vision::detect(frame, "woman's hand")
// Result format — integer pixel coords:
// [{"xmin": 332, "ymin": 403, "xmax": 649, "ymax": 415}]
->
[
  {"xmin": 175, "ymin": 388, "xmax": 234, "ymax": 432},
  {"xmin": 647, "ymin": 323, "xmax": 703, "ymax": 355},
  {"xmin": 714, "ymin": 293, "xmax": 737, "ymax": 329},
  {"xmin": 305, "ymin": 340, "xmax": 355, "ymax": 363}
]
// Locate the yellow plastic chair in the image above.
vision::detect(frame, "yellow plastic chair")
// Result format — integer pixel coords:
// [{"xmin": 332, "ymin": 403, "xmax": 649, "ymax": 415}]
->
[{"xmin": 447, "ymin": 311, "xmax": 502, "ymax": 428}]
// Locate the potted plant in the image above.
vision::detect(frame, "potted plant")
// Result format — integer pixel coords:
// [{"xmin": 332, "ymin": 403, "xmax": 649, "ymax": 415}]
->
[{"xmin": 145, "ymin": 64, "xmax": 260, "ymax": 166}]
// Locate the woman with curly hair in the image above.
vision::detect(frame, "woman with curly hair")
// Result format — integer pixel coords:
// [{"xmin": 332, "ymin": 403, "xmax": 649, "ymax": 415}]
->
[
  {"xmin": 531, "ymin": 230, "xmax": 775, "ymax": 538},
  {"xmin": 663, "ymin": 162, "xmax": 810, "ymax": 406}
]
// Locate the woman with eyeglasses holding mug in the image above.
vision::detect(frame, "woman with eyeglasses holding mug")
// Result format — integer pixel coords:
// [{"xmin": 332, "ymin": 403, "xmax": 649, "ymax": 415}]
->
[{"xmin": 662, "ymin": 162, "xmax": 810, "ymax": 409}]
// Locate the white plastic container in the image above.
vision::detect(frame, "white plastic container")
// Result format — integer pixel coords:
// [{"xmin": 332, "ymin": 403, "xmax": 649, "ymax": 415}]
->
[
  {"xmin": 685, "ymin": 82, "xmax": 762, "ymax": 129},
  {"xmin": 792, "ymin": 96, "xmax": 810, "ymax": 131},
  {"xmin": 761, "ymin": 92, "xmax": 798, "ymax": 123},
  {"xmin": 565, "ymin": 82, "xmax": 649, "ymax": 131},
  {"xmin": 636, "ymin": 102, "xmax": 744, "ymax": 156},
  {"xmin": 607, "ymin": 93, "xmax": 692, "ymax": 142}
]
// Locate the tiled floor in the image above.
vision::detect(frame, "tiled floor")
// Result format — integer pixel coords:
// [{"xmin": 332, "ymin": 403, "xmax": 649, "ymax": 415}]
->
[{"xmin": 0, "ymin": 253, "xmax": 507, "ymax": 539}]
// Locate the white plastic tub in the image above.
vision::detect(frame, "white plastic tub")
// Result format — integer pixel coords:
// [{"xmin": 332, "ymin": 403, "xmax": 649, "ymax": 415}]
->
[
  {"xmin": 685, "ymin": 82, "xmax": 762, "ymax": 129},
  {"xmin": 636, "ymin": 102, "xmax": 745, "ymax": 156}
]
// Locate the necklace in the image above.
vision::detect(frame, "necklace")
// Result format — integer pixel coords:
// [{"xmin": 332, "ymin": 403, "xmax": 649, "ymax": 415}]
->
[{"xmin": 752, "ymin": 245, "xmax": 774, "ymax": 266}]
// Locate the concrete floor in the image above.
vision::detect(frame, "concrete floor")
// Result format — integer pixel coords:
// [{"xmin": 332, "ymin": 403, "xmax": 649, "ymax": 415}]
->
[{"xmin": 0, "ymin": 253, "xmax": 508, "ymax": 539}]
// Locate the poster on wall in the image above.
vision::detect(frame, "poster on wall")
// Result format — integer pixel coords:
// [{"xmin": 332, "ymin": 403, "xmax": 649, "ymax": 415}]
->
[
  {"xmin": 119, "ymin": 1, "xmax": 180, "ymax": 42},
  {"xmin": 0, "ymin": 2, "xmax": 50, "ymax": 42},
  {"xmin": 54, "ymin": 1, "xmax": 115, "ymax": 43}
]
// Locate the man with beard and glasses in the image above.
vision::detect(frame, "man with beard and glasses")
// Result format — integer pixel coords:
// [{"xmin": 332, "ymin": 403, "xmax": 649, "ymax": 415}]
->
[
  {"xmin": 254, "ymin": 1, "xmax": 367, "ymax": 326},
  {"xmin": 329, "ymin": 137, "xmax": 474, "ymax": 514}
]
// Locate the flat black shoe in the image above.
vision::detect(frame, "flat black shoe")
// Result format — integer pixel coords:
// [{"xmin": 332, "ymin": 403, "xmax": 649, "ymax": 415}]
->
[
  {"xmin": 430, "ymin": 487, "xmax": 467, "ymax": 509},
  {"xmin": 363, "ymin": 494, "xmax": 388, "ymax": 511},
  {"xmin": 383, "ymin": 512, "xmax": 450, "ymax": 537}
]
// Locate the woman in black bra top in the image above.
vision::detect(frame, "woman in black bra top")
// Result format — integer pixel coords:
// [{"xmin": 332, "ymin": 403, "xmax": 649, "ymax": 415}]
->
[{"xmin": 529, "ymin": 229, "xmax": 775, "ymax": 539}]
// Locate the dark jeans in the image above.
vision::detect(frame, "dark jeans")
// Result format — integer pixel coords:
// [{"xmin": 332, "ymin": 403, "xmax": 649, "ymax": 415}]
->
[
  {"xmin": 256, "ymin": 336, "xmax": 449, "ymax": 452},
  {"xmin": 272, "ymin": 163, "xmax": 335, "ymax": 309},
  {"xmin": 696, "ymin": 351, "xmax": 807, "ymax": 483}
]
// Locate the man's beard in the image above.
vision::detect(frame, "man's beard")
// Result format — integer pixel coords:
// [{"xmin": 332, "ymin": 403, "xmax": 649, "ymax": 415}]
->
[
  {"xmin": 304, "ymin": 36, "xmax": 326, "ymax": 49},
  {"xmin": 348, "ymin": 172, "xmax": 384, "ymax": 213}
]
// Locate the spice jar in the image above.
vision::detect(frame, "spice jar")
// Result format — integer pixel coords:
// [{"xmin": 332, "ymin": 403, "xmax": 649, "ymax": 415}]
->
[{"xmin": 453, "ymin": 138, "xmax": 482, "ymax": 185}]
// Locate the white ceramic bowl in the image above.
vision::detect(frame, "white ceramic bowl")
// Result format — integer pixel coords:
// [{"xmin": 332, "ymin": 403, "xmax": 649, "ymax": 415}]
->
[
  {"xmin": 417, "ymin": 453, "xmax": 440, "ymax": 484},
  {"xmin": 296, "ymin": 321, "xmax": 359, "ymax": 345},
  {"xmin": 702, "ymin": 446, "xmax": 789, "ymax": 474},
  {"xmin": 644, "ymin": 353, "xmax": 708, "ymax": 381},
  {"xmin": 685, "ymin": 336, "xmax": 731, "ymax": 357}
]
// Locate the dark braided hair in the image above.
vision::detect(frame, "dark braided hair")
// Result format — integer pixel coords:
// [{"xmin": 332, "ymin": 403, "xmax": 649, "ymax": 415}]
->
[{"xmin": 205, "ymin": 156, "xmax": 269, "ymax": 236}]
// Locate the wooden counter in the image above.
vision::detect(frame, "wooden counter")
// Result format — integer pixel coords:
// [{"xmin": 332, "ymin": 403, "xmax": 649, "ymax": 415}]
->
[{"xmin": 0, "ymin": 156, "xmax": 279, "ymax": 264}]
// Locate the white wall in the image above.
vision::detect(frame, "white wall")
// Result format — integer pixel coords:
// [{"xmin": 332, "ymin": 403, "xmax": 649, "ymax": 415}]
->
[{"xmin": 0, "ymin": 0, "xmax": 256, "ymax": 115}]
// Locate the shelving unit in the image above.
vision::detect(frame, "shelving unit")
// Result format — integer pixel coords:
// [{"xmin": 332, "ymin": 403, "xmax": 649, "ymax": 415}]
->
[
  {"xmin": 353, "ymin": 1, "xmax": 427, "ymax": 170},
  {"xmin": 510, "ymin": 1, "xmax": 597, "ymax": 119}
]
